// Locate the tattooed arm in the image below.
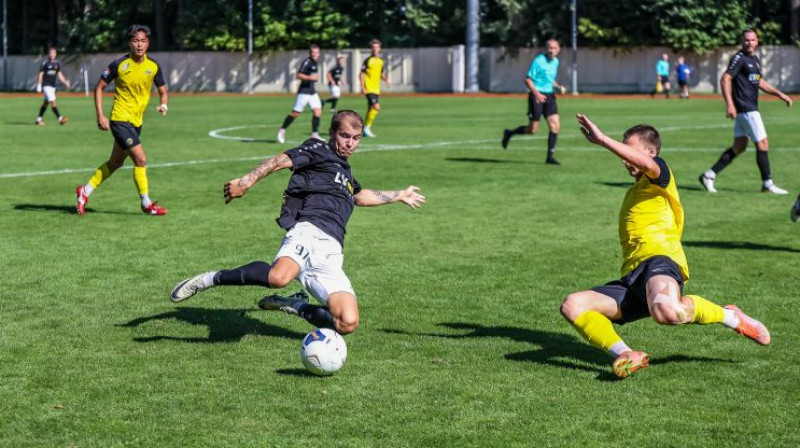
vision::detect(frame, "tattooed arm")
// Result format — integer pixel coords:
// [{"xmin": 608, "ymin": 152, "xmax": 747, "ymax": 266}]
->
[
  {"xmin": 353, "ymin": 185, "xmax": 426, "ymax": 208},
  {"xmin": 223, "ymin": 153, "xmax": 293, "ymax": 204}
]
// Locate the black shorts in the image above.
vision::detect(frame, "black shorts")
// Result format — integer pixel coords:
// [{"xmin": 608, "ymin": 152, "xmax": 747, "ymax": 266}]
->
[
  {"xmin": 366, "ymin": 94, "xmax": 380, "ymax": 108},
  {"xmin": 660, "ymin": 75, "xmax": 670, "ymax": 85},
  {"xmin": 528, "ymin": 92, "xmax": 558, "ymax": 121},
  {"xmin": 678, "ymin": 80, "xmax": 688, "ymax": 87},
  {"xmin": 591, "ymin": 255, "xmax": 685, "ymax": 325},
  {"xmin": 110, "ymin": 121, "xmax": 142, "ymax": 149}
]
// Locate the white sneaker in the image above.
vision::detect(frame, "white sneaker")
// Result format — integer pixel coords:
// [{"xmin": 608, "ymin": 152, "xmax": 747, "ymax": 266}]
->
[
  {"xmin": 170, "ymin": 272, "xmax": 215, "ymax": 302},
  {"xmin": 762, "ymin": 183, "xmax": 788, "ymax": 195},
  {"xmin": 698, "ymin": 173, "xmax": 717, "ymax": 193},
  {"xmin": 277, "ymin": 129, "xmax": 286, "ymax": 144},
  {"xmin": 363, "ymin": 126, "xmax": 375, "ymax": 138},
  {"xmin": 311, "ymin": 132, "xmax": 321, "ymax": 140},
  {"xmin": 791, "ymin": 198, "xmax": 800, "ymax": 223}
]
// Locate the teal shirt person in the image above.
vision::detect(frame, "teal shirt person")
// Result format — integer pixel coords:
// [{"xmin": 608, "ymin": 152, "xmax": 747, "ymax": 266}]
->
[
  {"xmin": 527, "ymin": 53, "xmax": 559, "ymax": 94},
  {"xmin": 656, "ymin": 60, "xmax": 670, "ymax": 77}
]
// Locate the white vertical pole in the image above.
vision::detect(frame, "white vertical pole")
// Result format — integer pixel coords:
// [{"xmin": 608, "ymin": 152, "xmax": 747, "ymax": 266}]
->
[
  {"xmin": 247, "ymin": 0, "xmax": 253, "ymax": 94},
  {"xmin": 465, "ymin": 0, "xmax": 479, "ymax": 92},
  {"xmin": 2, "ymin": 0, "xmax": 7, "ymax": 90},
  {"xmin": 83, "ymin": 64, "xmax": 89, "ymax": 96},
  {"xmin": 571, "ymin": 0, "xmax": 578, "ymax": 95}
]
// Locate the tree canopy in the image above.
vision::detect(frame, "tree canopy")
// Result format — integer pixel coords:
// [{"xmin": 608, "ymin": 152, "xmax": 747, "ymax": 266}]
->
[{"xmin": 4, "ymin": 0, "xmax": 798, "ymax": 55}]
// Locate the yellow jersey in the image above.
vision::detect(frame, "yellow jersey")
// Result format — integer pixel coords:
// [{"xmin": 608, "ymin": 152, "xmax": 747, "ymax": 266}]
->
[
  {"xmin": 618, "ymin": 157, "xmax": 689, "ymax": 281},
  {"xmin": 100, "ymin": 54, "xmax": 166, "ymax": 127},
  {"xmin": 361, "ymin": 56, "xmax": 385, "ymax": 95}
]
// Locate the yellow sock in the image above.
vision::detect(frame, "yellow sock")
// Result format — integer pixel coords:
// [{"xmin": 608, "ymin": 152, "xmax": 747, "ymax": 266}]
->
[
  {"xmin": 688, "ymin": 294, "xmax": 724, "ymax": 324},
  {"xmin": 365, "ymin": 108, "xmax": 378, "ymax": 127},
  {"xmin": 88, "ymin": 163, "xmax": 111, "ymax": 188},
  {"xmin": 572, "ymin": 311, "xmax": 624, "ymax": 353},
  {"xmin": 133, "ymin": 166, "xmax": 149, "ymax": 195}
]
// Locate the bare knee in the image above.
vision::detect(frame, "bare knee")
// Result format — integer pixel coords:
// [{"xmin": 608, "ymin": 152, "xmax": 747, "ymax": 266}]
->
[
  {"xmin": 335, "ymin": 316, "xmax": 359, "ymax": 335},
  {"xmin": 372, "ymin": 104, "xmax": 381, "ymax": 112},
  {"xmin": 549, "ymin": 122, "xmax": 561, "ymax": 133},
  {"xmin": 560, "ymin": 293, "xmax": 589, "ymax": 322},
  {"xmin": 650, "ymin": 303, "xmax": 684, "ymax": 325},
  {"xmin": 267, "ymin": 269, "xmax": 295, "ymax": 289}
]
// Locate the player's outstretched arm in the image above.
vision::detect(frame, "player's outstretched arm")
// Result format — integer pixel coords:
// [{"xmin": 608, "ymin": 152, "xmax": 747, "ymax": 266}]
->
[
  {"xmin": 576, "ymin": 114, "xmax": 659, "ymax": 178},
  {"xmin": 759, "ymin": 79, "xmax": 793, "ymax": 107},
  {"xmin": 94, "ymin": 78, "xmax": 110, "ymax": 130},
  {"xmin": 223, "ymin": 153, "xmax": 293, "ymax": 204},
  {"xmin": 354, "ymin": 186, "xmax": 425, "ymax": 208}
]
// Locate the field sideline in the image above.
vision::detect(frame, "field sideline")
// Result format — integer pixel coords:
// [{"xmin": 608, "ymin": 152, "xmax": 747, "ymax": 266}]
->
[{"xmin": 1, "ymin": 94, "xmax": 798, "ymax": 447}]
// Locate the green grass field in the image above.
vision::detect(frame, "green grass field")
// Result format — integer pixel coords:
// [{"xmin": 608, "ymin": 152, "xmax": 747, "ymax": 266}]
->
[{"xmin": 1, "ymin": 93, "xmax": 799, "ymax": 447}]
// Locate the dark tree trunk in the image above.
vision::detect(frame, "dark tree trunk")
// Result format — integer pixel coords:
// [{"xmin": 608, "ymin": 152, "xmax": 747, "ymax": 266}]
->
[
  {"xmin": 46, "ymin": 0, "xmax": 58, "ymax": 47},
  {"xmin": 791, "ymin": 0, "xmax": 800, "ymax": 44},
  {"xmin": 154, "ymin": 0, "xmax": 166, "ymax": 50}
]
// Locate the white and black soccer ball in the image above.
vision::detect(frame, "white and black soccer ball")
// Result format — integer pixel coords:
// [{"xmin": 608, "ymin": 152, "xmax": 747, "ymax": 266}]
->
[{"xmin": 300, "ymin": 328, "xmax": 348, "ymax": 376}]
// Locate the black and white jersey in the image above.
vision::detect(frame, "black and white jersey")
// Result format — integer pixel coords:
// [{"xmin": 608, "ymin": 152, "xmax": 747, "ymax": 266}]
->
[
  {"xmin": 278, "ymin": 139, "xmax": 362, "ymax": 246},
  {"xmin": 726, "ymin": 50, "xmax": 762, "ymax": 113},
  {"xmin": 40, "ymin": 59, "xmax": 62, "ymax": 87},
  {"xmin": 328, "ymin": 64, "xmax": 344, "ymax": 86},
  {"xmin": 297, "ymin": 57, "xmax": 319, "ymax": 95}
]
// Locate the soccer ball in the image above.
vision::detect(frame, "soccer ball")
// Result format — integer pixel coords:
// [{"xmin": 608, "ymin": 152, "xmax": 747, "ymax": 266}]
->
[{"xmin": 300, "ymin": 328, "xmax": 348, "ymax": 376}]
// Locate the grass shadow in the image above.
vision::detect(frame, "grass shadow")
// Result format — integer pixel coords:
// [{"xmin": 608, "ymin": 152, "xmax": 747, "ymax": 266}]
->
[
  {"xmin": 383, "ymin": 322, "xmax": 735, "ymax": 382},
  {"xmin": 684, "ymin": 240, "xmax": 800, "ymax": 254},
  {"xmin": 13, "ymin": 203, "xmax": 138, "ymax": 215},
  {"xmin": 120, "ymin": 307, "xmax": 305, "ymax": 343},
  {"xmin": 275, "ymin": 368, "xmax": 318, "ymax": 377}
]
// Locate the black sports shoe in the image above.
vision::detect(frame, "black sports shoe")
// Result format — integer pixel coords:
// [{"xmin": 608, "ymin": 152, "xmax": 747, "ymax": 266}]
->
[
  {"xmin": 501, "ymin": 129, "xmax": 512, "ymax": 150},
  {"xmin": 546, "ymin": 157, "xmax": 561, "ymax": 166},
  {"xmin": 258, "ymin": 291, "xmax": 309, "ymax": 314}
]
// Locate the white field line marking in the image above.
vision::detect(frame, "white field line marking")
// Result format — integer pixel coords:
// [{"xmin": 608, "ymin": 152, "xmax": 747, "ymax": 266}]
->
[{"xmin": 1, "ymin": 122, "xmax": 796, "ymax": 179}]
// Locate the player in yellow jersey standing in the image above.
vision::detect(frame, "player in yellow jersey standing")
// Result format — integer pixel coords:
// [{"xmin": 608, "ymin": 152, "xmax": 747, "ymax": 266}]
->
[
  {"xmin": 75, "ymin": 24, "xmax": 169, "ymax": 216},
  {"xmin": 359, "ymin": 39, "xmax": 390, "ymax": 138},
  {"xmin": 559, "ymin": 114, "xmax": 770, "ymax": 378}
]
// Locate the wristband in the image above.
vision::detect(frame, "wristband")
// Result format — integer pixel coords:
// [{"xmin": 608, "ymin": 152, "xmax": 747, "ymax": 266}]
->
[{"xmin": 159, "ymin": 104, "xmax": 168, "ymax": 111}]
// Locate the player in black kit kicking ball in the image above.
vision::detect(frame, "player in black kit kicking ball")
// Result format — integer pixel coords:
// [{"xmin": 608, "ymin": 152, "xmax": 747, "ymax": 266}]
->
[{"xmin": 171, "ymin": 111, "xmax": 425, "ymax": 335}]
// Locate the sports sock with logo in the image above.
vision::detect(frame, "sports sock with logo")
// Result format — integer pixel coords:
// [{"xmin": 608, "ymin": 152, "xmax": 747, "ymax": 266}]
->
[
  {"xmin": 509, "ymin": 125, "xmax": 528, "ymax": 136},
  {"xmin": 281, "ymin": 115, "xmax": 295, "ymax": 130},
  {"xmin": 711, "ymin": 147, "xmax": 739, "ymax": 174},
  {"xmin": 213, "ymin": 261, "xmax": 271, "ymax": 287},
  {"xmin": 547, "ymin": 132, "xmax": 558, "ymax": 157},
  {"xmin": 571, "ymin": 310, "xmax": 626, "ymax": 355}
]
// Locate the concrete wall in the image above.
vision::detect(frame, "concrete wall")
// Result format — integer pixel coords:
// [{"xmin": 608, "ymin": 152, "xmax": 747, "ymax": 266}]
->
[
  {"xmin": 3, "ymin": 45, "xmax": 799, "ymax": 93},
  {"xmin": 481, "ymin": 46, "xmax": 800, "ymax": 93}
]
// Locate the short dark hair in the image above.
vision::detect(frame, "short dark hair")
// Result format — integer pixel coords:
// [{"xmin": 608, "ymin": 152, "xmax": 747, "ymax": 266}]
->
[
  {"xmin": 369, "ymin": 39, "xmax": 382, "ymax": 47},
  {"xmin": 128, "ymin": 24, "xmax": 152, "ymax": 40},
  {"xmin": 309, "ymin": 44, "xmax": 320, "ymax": 51},
  {"xmin": 330, "ymin": 110, "xmax": 364, "ymax": 135},
  {"xmin": 623, "ymin": 124, "xmax": 661, "ymax": 155},
  {"xmin": 742, "ymin": 29, "xmax": 758, "ymax": 38}
]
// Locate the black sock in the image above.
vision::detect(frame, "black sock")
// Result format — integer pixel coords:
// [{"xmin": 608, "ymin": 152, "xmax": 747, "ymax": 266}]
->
[
  {"xmin": 329, "ymin": 98, "xmax": 338, "ymax": 110},
  {"xmin": 711, "ymin": 147, "xmax": 739, "ymax": 174},
  {"xmin": 756, "ymin": 150, "xmax": 771, "ymax": 181},
  {"xmin": 52, "ymin": 107, "xmax": 61, "ymax": 118},
  {"xmin": 213, "ymin": 261, "xmax": 270, "ymax": 287},
  {"xmin": 281, "ymin": 115, "xmax": 295, "ymax": 130},
  {"xmin": 296, "ymin": 304, "xmax": 336, "ymax": 330},
  {"xmin": 509, "ymin": 125, "xmax": 528, "ymax": 136},
  {"xmin": 312, "ymin": 116, "xmax": 320, "ymax": 133},
  {"xmin": 547, "ymin": 132, "xmax": 558, "ymax": 156},
  {"xmin": 38, "ymin": 103, "xmax": 47, "ymax": 117}
]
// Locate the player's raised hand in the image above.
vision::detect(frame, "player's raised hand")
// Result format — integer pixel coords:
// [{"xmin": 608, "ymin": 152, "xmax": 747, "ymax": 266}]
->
[
  {"xmin": 399, "ymin": 186, "xmax": 426, "ymax": 209},
  {"xmin": 576, "ymin": 113, "xmax": 606, "ymax": 145},
  {"xmin": 96, "ymin": 114, "xmax": 110, "ymax": 131},
  {"xmin": 223, "ymin": 178, "xmax": 248, "ymax": 204}
]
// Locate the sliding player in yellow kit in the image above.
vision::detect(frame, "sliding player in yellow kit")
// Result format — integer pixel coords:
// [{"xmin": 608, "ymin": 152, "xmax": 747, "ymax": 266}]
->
[
  {"xmin": 560, "ymin": 114, "xmax": 771, "ymax": 378},
  {"xmin": 359, "ymin": 39, "xmax": 390, "ymax": 138}
]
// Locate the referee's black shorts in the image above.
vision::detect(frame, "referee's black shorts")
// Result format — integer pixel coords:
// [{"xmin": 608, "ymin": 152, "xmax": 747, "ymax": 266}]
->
[{"xmin": 528, "ymin": 92, "xmax": 558, "ymax": 121}]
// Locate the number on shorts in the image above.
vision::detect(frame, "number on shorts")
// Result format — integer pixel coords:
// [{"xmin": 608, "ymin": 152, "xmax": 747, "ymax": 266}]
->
[{"xmin": 295, "ymin": 244, "xmax": 310, "ymax": 260}]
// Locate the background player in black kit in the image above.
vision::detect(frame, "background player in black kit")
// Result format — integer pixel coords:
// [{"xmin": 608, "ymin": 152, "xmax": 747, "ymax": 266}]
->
[
  {"xmin": 699, "ymin": 29, "xmax": 793, "ymax": 194},
  {"xmin": 323, "ymin": 55, "xmax": 346, "ymax": 114},
  {"xmin": 277, "ymin": 45, "xmax": 324, "ymax": 144},
  {"xmin": 35, "ymin": 47, "xmax": 71, "ymax": 126},
  {"xmin": 171, "ymin": 110, "xmax": 426, "ymax": 336}
]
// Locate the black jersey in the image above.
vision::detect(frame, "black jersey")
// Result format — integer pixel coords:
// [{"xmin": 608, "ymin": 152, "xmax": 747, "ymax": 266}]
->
[
  {"xmin": 297, "ymin": 57, "xmax": 319, "ymax": 95},
  {"xmin": 328, "ymin": 64, "xmax": 344, "ymax": 86},
  {"xmin": 39, "ymin": 59, "xmax": 62, "ymax": 87},
  {"xmin": 277, "ymin": 139, "xmax": 362, "ymax": 246},
  {"xmin": 726, "ymin": 50, "xmax": 762, "ymax": 113}
]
